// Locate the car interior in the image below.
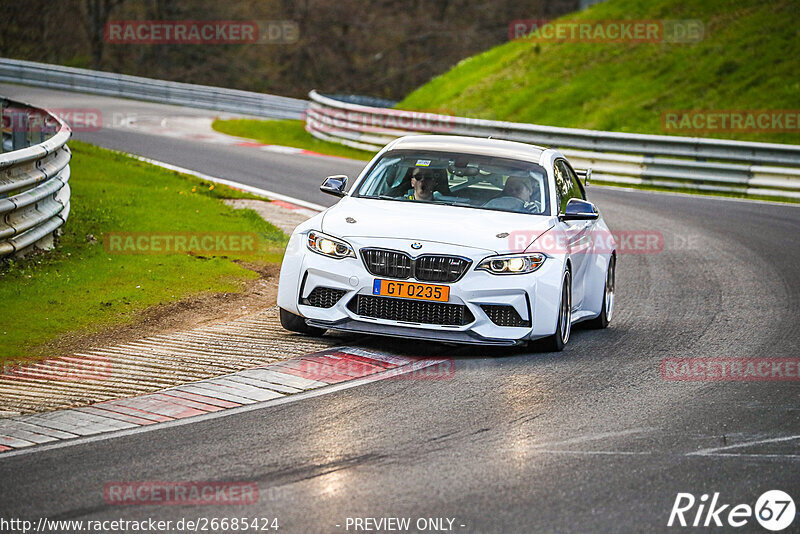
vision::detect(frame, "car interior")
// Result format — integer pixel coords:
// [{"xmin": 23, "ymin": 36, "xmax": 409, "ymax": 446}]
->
[{"xmin": 356, "ymin": 153, "xmax": 549, "ymax": 214}]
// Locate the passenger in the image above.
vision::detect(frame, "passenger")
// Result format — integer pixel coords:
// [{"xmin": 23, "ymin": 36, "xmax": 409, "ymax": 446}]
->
[{"xmin": 483, "ymin": 175, "xmax": 533, "ymax": 211}]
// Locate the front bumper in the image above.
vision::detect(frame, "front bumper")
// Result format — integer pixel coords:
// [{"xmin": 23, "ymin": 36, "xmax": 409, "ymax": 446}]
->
[
  {"xmin": 277, "ymin": 234, "xmax": 564, "ymax": 344},
  {"xmin": 306, "ymin": 317, "xmax": 521, "ymax": 346}
]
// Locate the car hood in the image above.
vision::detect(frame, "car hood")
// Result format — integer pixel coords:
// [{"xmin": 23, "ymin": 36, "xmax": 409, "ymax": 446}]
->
[{"xmin": 321, "ymin": 196, "xmax": 555, "ymax": 254}]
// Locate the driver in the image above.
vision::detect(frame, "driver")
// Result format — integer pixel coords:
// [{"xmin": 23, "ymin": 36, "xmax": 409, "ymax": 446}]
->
[
  {"xmin": 483, "ymin": 175, "xmax": 534, "ymax": 211},
  {"xmin": 406, "ymin": 168, "xmax": 445, "ymax": 201},
  {"xmin": 503, "ymin": 175, "xmax": 533, "ymax": 202}
]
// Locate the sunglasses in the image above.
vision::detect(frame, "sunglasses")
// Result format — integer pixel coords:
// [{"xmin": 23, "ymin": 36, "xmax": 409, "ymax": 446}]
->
[{"xmin": 412, "ymin": 173, "xmax": 437, "ymax": 180}]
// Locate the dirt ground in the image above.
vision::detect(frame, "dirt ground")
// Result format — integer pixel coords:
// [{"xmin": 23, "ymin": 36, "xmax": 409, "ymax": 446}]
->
[{"xmin": 31, "ymin": 199, "xmax": 312, "ymax": 362}]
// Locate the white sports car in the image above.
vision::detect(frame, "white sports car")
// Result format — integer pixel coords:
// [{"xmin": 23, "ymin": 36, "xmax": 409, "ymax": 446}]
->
[{"xmin": 277, "ymin": 135, "xmax": 615, "ymax": 350}]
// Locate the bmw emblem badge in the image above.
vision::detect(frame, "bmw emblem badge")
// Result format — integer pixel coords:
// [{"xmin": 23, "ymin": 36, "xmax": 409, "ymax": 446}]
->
[{"xmin": 411, "ymin": 242, "xmax": 422, "ymax": 250}]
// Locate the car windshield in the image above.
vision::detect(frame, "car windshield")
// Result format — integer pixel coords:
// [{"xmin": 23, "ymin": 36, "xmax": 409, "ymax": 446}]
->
[{"xmin": 353, "ymin": 150, "xmax": 550, "ymax": 215}]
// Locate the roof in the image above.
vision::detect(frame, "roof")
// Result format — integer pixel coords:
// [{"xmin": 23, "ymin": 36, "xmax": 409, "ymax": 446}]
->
[{"xmin": 387, "ymin": 135, "xmax": 547, "ymax": 164}]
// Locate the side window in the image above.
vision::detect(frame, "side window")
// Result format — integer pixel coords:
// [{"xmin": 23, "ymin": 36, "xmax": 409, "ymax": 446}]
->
[
  {"xmin": 562, "ymin": 161, "xmax": 586, "ymax": 200},
  {"xmin": 553, "ymin": 160, "xmax": 571, "ymax": 213},
  {"xmin": 554, "ymin": 160, "xmax": 583, "ymax": 212}
]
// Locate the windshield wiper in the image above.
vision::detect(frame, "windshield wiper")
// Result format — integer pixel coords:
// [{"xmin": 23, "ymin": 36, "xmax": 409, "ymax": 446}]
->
[{"xmin": 362, "ymin": 195, "xmax": 408, "ymax": 202}]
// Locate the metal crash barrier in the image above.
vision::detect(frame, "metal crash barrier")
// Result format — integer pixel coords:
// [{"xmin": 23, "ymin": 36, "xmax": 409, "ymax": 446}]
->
[
  {"xmin": 306, "ymin": 91, "xmax": 800, "ymax": 199},
  {"xmin": 1, "ymin": 98, "xmax": 71, "ymax": 257}
]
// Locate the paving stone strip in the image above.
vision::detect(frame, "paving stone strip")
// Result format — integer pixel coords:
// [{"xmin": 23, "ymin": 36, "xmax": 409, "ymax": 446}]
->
[
  {"xmin": 0, "ymin": 346, "xmax": 441, "ymax": 454},
  {"xmin": 0, "ymin": 307, "xmax": 337, "ymax": 416}
]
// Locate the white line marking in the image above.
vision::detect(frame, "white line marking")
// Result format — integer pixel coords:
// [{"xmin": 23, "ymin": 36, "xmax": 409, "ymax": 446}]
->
[
  {"xmin": 0, "ymin": 359, "xmax": 442, "ymax": 460},
  {"xmin": 239, "ymin": 368, "xmax": 327, "ymax": 389},
  {"xmin": 261, "ymin": 145, "xmax": 305, "ymax": 154},
  {"xmin": 126, "ymin": 154, "xmax": 327, "ymax": 212},
  {"xmin": 687, "ymin": 434, "xmax": 800, "ymax": 456},
  {"xmin": 0, "ymin": 428, "xmax": 57, "ymax": 445},
  {"xmin": 0, "ymin": 421, "xmax": 78, "ymax": 439},
  {"xmin": 223, "ymin": 374, "xmax": 302, "ymax": 394},
  {"xmin": 203, "ymin": 378, "xmax": 285, "ymax": 401},
  {"xmin": 0, "ymin": 435, "xmax": 35, "ymax": 448},
  {"xmin": 172, "ymin": 384, "xmax": 256, "ymax": 405}
]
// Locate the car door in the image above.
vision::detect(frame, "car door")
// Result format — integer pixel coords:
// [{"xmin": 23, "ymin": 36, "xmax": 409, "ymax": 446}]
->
[{"xmin": 553, "ymin": 159, "xmax": 593, "ymax": 311}]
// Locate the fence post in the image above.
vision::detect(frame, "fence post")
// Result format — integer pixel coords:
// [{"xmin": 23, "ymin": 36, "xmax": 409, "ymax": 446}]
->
[
  {"xmin": 37, "ymin": 117, "xmax": 46, "ymax": 144},
  {"xmin": 0, "ymin": 98, "xmax": 4, "ymax": 154},
  {"xmin": 12, "ymin": 109, "xmax": 29, "ymax": 150}
]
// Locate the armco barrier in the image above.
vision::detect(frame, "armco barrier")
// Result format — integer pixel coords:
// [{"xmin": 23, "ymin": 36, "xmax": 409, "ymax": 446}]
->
[
  {"xmin": 0, "ymin": 98, "xmax": 71, "ymax": 257},
  {"xmin": 0, "ymin": 58, "xmax": 307, "ymax": 120},
  {"xmin": 305, "ymin": 91, "xmax": 800, "ymax": 199}
]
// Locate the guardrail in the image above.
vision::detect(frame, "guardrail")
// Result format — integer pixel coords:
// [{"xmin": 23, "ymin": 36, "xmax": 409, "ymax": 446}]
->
[
  {"xmin": 0, "ymin": 58, "xmax": 307, "ymax": 120},
  {"xmin": 306, "ymin": 91, "xmax": 800, "ymax": 199},
  {"xmin": 1, "ymin": 98, "xmax": 72, "ymax": 258}
]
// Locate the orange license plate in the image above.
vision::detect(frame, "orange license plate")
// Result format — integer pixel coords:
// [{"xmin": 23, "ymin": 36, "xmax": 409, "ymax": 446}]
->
[{"xmin": 372, "ymin": 279, "xmax": 450, "ymax": 302}]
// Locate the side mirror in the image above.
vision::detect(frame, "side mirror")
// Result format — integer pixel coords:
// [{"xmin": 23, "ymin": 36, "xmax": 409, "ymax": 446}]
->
[
  {"xmin": 560, "ymin": 198, "xmax": 599, "ymax": 221},
  {"xmin": 320, "ymin": 175, "xmax": 348, "ymax": 197}
]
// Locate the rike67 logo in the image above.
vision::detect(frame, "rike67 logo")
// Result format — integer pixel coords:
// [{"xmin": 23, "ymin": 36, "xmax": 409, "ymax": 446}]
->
[{"xmin": 668, "ymin": 490, "xmax": 795, "ymax": 531}]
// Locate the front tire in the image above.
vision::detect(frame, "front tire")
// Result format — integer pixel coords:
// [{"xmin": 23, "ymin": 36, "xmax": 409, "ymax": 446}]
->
[
  {"xmin": 536, "ymin": 269, "xmax": 572, "ymax": 352},
  {"xmin": 279, "ymin": 308, "xmax": 326, "ymax": 337},
  {"xmin": 586, "ymin": 254, "xmax": 615, "ymax": 329}
]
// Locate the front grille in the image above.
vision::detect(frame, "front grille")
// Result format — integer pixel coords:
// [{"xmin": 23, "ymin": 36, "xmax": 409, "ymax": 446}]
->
[
  {"xmin": 361, "ymin": 248, "xmax": 471, "ymax": 282},
  {"xmin": 481, "ymin": 305, "xmax": 530, "ymax": 327},
  {"xmin": 414, "ymin": 255, "xmax": 471, "ymax": 283},
  {"xmin": 361, "ymin": 249, "xmax": 412, "ymax": 279},
  {"xmin": 302, "ymin": 287, "xmax": 348, "ymax": 308},
  {"xmin": 349, "ymin": 295, "xmax": 474, "ymax": 326}
]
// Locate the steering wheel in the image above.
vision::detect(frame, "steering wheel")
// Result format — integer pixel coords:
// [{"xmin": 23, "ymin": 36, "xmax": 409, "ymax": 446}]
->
[{"xmin": 523, "ymin": 199, "xmax": 543, "ymax": 213}]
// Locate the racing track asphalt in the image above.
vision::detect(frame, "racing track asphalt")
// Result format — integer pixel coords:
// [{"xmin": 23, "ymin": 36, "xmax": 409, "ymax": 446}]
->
[{"xmin": 1, "ymin": 84, "xmax": 798, "ymax": 533}]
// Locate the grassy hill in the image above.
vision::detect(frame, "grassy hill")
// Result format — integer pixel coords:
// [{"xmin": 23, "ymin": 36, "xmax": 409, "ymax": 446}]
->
[{"xmin": 398, "ymin": 0, "xmax": 800, "ymax": 144}]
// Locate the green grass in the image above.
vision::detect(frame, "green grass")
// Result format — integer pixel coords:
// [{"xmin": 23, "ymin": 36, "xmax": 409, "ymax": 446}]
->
[
  {"xmin": 212, "ymin": 118, "xmax": 374, "ymax": 160},
  {"xmin": 0, "ymin": 141, "xmax": 287, "ymax": 362},
  {"xmin": 398, "ymin": 0, "xmax": 800, "ymax": 145}
]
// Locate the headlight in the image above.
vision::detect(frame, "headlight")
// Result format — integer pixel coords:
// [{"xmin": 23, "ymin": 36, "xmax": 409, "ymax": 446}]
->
[
  {"xmin": 307, "ymin": 231, "xmax": 355, "ymax": 259},
  {"xmin": 476, "ymin": 253, "xmax": 546, "ymax": 275}
]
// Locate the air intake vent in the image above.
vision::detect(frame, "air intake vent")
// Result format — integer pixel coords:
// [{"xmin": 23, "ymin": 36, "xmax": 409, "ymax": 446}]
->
[
  {"xmin": 481, "ymin": 305, "xmax": 530, "ymax": 327},
  {"xmin": 348, "ymin": 295, "xmax": 474, "ymax": 326},
  {"xmin": 302, "ymin": 287, "xmax": 348, "ymax": 308}
]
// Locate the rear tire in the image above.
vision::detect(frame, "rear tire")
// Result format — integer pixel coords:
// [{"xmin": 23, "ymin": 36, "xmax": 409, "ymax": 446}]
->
[
  {"xmin": 279, "ymin": 308, "xmax": 326, "ymax": 337},
  {"xmin": 535, "ymin": 270, "xmax": 572, "ymax": 352},
  {"xmin": 586, "ymin": 254, "xmax": 615, "ymax": 329}
]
